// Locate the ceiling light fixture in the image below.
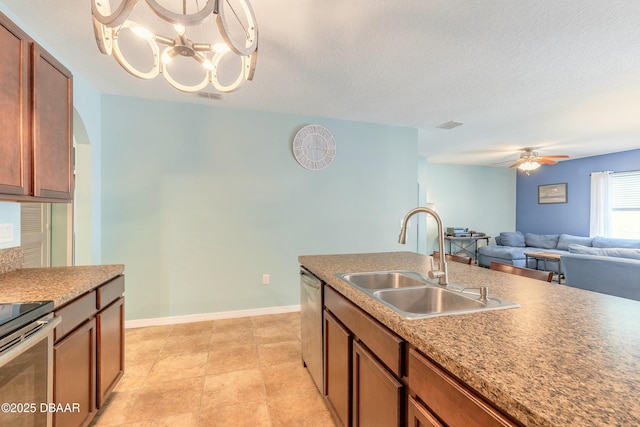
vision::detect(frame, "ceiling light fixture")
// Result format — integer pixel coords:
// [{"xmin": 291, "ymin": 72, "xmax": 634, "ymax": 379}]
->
[
  {"xmin": 517, "ymin": 160, "xmax": 541, "ymax": 175},
  {"xmin": 91, "ymin": 0, "xmax": 258, "ymax": 93}
]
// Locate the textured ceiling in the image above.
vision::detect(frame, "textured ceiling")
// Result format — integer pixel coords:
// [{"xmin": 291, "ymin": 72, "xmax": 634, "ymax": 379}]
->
[{"xmin": 2, "ymin": 0, "xmax": 640, "ymax": 166}]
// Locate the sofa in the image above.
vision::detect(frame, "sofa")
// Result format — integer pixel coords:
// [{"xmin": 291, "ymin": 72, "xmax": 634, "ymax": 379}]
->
[
  {"xmin": 561, "ymin": 248, "xmax": 640, "ymax": 301},
  {"xmin": 477, "ymin": 232, "xmax": 593, "ymax": 273},
  {"xmin": 478, "ymin": 232, "xmax": 640, "ymax": 301}
]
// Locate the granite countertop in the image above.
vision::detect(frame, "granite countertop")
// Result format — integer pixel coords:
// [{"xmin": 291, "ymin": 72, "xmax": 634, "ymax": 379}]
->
[
  {"xmin": 299, "ymin": 252, "xmax": 640, "ymax": 427},
  {"xmin": 0, "ymin": 265, "xmax": 125, "ymax": 307}
]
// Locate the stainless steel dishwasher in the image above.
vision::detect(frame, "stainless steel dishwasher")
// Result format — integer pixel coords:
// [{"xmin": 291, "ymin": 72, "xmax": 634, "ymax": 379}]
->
[{"xmin": 300, "ymin": 267, "xmax": 323, "ymax": 392}]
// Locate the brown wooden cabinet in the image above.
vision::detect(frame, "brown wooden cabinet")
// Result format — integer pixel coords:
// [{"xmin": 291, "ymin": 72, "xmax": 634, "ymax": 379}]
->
[
  {"xmin": 324, "ymin": 310, "xmax": 352, "ymax": 426},
  {"xmin": 0, "ymin": 12, "xmax": 73, "ymax": 203},
  {"xmin": 54, "ymin": 318, "xmax": 97, "ymax": 427},
  {"xmin": 53, "ymin": 276, "xmax": 125, "ymax": 427},
  {"xmin": 407, "ymin": 395, "xmax": 443, "ymax": 427},
  {"xmin": 407, "ymin": 348, "xmax": 519, "ymax": 427},
  {"xmin": 323, "ymin": 285, "xmax": 404, "ymax": 427},
  {"xmin": 0, "ymin": 13, "xmax": 30, "ymax": 197},
  {"xmin": 96, "ymin": 296, "xmax": 125, "ymax": 408},
  {"xmin": 352, "ymin": 341, "xmax": 403, "ymax": 426}
]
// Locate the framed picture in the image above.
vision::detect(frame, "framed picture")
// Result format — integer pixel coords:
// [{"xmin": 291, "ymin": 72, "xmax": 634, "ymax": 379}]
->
[{"xmin": 538, "ymin": 183, "xmax": 567, "ymax": 204}]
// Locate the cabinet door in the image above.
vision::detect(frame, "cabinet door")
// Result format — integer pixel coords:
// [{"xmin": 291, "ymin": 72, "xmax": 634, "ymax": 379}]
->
[
  {"xmin": 54, "ymin": 318, "xmax": 97, "ymax": 427},
  {"xmin": 352, "ymin": 340, "xmax": 403, "ymax": 427},
  {"xmin": 97, "ymin": 297, "xmax": 125, "ymax": 408},
  {"xmin": 0, "ymin": 13, "xmax": 30, "ymax": 196},
  {"xmin": 324, "ymin": 310, "xmax": 352, "ymax": 427},
  {"xmin": 31, "ymin": 44, "xmax": 73, "ymax": 200},
  {"xmin": 407, "ymin": 395, "xmax": 444, "ymax": 427}
]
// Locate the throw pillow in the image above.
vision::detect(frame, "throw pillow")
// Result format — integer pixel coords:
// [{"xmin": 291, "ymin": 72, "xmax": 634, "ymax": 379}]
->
[
  {"xmin": 524, "ymin": 233, "xmax": 560, "ymax": 249},
  {"xmin": 499, "ymin": 231, "xmax": 525, "ymax": 247},
  {"xmin": 556, "ymin": 234, "xmax": 594, "ymax": 250}
]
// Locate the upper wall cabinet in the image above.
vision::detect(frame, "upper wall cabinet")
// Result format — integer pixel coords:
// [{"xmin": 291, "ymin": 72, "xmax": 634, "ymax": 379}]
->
[{"xmin": 0, "ymin": 12, "xmax": 73, "ymax": 203}]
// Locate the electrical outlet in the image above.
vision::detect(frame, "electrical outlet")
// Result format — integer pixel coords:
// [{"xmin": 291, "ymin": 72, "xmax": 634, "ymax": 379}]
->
[{"xmin": 262, "ymin": 274, "xmax": 270, "ymax": 285}]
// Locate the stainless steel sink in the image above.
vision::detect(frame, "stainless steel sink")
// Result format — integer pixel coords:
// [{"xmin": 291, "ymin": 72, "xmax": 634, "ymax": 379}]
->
[
  {"xmin": 338, "ymin": 271, "xmax": 427, "ymax": 290},
  {"xmin": 374, "ymin": 287, "xmax": 485, "ymax": 314},
  {"xmin": 336, "ymin": 270, "xmax": 519, "ymax": 319}
]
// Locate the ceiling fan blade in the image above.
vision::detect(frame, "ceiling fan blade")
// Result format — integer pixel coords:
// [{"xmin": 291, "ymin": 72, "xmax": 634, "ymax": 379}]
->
[
  {"xmin": 509, "ymin": 160, "xmax": 524, "ymax": 168},
  {"xmin": 538, "ymin": 158, "xmax": 557, "ymax": 165},
  {"xmin": 540, "ymin": 155, "xmax": 570, "ymax": 159}
]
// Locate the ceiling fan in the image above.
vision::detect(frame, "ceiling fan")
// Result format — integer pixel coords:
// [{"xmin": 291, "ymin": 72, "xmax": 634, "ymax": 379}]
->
[{"xmin": 507, "ymin": 148, "xmax": 569, "ymax": 174}]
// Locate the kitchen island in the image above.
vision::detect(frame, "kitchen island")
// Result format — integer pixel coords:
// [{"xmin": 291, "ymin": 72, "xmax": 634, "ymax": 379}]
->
[{"xmin": 299, "ymin": 252, "xmax": 640, "ymax": 427}]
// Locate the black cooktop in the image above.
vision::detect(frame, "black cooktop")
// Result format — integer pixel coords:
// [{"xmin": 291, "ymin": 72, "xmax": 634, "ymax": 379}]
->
[{"xmin": 0, "ymin": 301, "xmax": 54, "ymax": 338}]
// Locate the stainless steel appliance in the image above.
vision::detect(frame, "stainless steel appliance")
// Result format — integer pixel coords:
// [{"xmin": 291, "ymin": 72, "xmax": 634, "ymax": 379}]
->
[
  {"xmin": 0, "ymin": 301, "xmax": 60, "ymax": 427},
  {"xmin": 300, "ymin": 267, "xmax": 323, "ymax": 392}
]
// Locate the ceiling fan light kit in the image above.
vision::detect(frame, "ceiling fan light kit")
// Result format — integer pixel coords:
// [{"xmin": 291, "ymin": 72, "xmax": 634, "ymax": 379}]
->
[
  {"xmin": 509, "ymin": 148, "xmax": 570, "ymax": 175},
  {"xmin": 91, "ymin": 0, "xmax": 258, "ymax": 93}
]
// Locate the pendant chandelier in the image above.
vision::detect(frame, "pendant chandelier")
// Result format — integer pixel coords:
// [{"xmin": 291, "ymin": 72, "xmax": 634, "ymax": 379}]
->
[{"xmin": 91, "ymin": 0, "xmax": 258, "ymax": 93}]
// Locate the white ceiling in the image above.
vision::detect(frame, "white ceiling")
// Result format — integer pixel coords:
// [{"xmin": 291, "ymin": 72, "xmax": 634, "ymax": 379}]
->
[{"xmin": 3, "ymin": 0, "xmax": 640, "ymax": 166}]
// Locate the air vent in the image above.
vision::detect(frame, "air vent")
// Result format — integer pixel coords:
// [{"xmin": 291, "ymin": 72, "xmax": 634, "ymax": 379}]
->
[
  {"xmin": 436, "ymin": 121, "xmax": 463, "ymax": 129},
  {"xmin": 194, "ymin": 92, "xmax": 223, "ymax": 101}
]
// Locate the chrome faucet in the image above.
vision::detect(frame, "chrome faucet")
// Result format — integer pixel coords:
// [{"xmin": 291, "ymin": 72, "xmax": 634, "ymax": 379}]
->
[{"xmin": 398, "ymin": 207, "xmax": 449, "ymax": 285}]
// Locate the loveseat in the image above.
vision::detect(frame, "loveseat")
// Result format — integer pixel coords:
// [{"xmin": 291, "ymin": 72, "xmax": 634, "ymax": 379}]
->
[{"xmin": 478, "ymin": 232, "xmax": 640, "ymax": 301}]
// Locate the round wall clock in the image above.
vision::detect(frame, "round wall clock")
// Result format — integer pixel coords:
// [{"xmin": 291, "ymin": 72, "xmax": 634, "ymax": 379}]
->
[{"xmin": 293, "ymin": 125, "xmax": 336, "ymax": 171}]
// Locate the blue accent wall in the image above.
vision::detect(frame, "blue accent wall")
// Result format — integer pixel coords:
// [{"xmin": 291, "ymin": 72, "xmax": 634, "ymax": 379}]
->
[{"xmin": 516, "ymin": 149, "xmax": 640, "ymax": 236}]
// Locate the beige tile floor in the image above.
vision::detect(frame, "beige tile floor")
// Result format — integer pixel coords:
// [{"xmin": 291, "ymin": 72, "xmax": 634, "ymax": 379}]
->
[{"xmin": 89, "ymin": 312, "xmax": 336, "ymax": 427}]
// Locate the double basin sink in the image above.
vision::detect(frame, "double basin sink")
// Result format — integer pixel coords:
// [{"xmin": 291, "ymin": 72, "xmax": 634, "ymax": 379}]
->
[{"xmin": 336, "ymin": 271, "xmax": 519, "ymax": 320}]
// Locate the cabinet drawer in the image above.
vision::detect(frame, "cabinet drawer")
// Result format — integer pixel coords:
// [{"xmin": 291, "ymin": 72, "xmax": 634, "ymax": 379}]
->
[
  {"xmin": 97, "ymin": 275, "xmax": 125, "ymax": 310},
  {"xmin": 408, "ymin": 348, "xmax": 518, "ymax": 427},
  {"xmin": 324, "ymin": 285, "xmax": 403, "ymax": 376},
  {"xmin": 55, "ymin": 291, "xmax": 97, "ymax": 342}
]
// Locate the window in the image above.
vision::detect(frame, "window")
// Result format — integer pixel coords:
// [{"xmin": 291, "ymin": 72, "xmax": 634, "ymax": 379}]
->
[{"xmin": 609, "ymin": 171, "xmax": 640, "ymax": 239}]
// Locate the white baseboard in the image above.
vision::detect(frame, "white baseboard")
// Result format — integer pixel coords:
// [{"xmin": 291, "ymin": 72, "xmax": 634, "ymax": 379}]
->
[{"xmin": 124, "ymin": 304, "xmax": 301, "ymax": 329}]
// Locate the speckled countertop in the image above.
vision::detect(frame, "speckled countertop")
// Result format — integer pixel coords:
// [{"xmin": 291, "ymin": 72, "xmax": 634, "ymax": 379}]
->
[
  {"xmin": 299, "ymin": 252, "xmax": 640, "ymax": 427},
  {"xmin": 0, "ymin": 265, "xmax": 125, "ymax": 307}
]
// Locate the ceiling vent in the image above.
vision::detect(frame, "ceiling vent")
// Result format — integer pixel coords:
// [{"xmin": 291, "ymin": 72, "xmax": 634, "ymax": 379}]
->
[
  {"xmin": 436, "ymin": 121, "xmax": 464, "ymax": 129},
  {"xmin": 195, "ymin": 92, "xmax": 223, "ymax": 101}
]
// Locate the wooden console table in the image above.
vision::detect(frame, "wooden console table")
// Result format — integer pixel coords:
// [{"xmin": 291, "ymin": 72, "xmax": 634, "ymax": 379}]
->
[
  {"xmin": 444, "ymin": 235, "xmax": 490, "ymax": 263},
  {"xmin": 524, "ymin": 252, "xmax": 563, "ymax": 283}
]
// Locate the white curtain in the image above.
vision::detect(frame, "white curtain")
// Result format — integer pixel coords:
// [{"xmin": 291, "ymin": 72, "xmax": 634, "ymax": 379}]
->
[{"xmin": 589, "ymin": 171, "xmax": 612, "ymax": 237}]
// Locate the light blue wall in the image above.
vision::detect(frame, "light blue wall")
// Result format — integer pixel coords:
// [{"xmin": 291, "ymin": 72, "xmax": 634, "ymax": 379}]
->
[
  {"xmin": 516, "ymin": 149, "xmax": 640, "ymax": 235},
  {"xmin": 100, "ymin": 95, "xmax": 418, "ymax": 320},
  {"xmin": 0, "ymin": 202, "xmax": 20, "ymax": 249},
  {"xmin": 422, "ymin": 164, "xmax": 517, "ymax": 253},
  {"xmin": 72, "ymin": 76, "xmax": 103, "ymax": 264}
]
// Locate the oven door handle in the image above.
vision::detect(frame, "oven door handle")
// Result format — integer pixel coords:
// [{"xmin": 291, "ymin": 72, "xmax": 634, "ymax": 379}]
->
[{"xmin": 0, "ymin": 316, "xmax": 61, "ymax": 367}]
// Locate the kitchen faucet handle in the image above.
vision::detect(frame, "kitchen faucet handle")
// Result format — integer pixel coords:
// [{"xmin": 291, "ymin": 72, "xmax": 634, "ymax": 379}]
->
[
  {"xmin": 428, "ymin": 257, "xmax": 445, "ymax": 279},
  {"xmin": 429, "ymin": 256, "xmax": 445, "ymax": 272}
]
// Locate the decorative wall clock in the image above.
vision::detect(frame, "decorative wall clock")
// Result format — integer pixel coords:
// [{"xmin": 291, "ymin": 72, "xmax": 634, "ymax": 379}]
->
[{"xmin": 293, "ymin": 125, "xmax": 336, "ymax": 170}]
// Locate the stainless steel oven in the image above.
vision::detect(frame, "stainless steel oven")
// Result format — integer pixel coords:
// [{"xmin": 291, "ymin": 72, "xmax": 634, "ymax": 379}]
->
[{"xmin": 0, "ymin": 302, "xmax": 60, "ymax": 427}]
